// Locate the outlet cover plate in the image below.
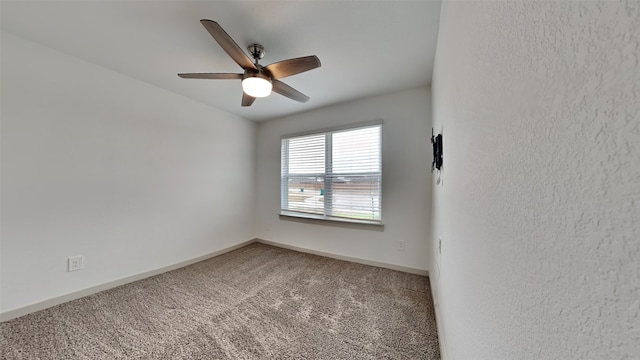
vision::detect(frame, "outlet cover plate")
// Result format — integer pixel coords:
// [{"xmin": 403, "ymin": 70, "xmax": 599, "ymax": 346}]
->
[
  {"xmin": 68, "ymin": 255, "xmax": 83, "ymax": 272},
  {"xmin": 398, "ymin": 240, "xmax": 405, "ymax": 251}
]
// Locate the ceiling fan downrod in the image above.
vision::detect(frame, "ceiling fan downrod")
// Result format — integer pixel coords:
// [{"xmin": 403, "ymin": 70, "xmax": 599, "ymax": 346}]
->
[{"xmin": 247, "ymin": 43, "xmax": 265, "ymax": 66}]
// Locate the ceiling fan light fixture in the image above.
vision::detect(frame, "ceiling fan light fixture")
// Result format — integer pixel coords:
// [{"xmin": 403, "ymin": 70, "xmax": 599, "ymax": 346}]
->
[{"xmin": 242, "ymin": 74, "xmax": 272, "ymax": 98}]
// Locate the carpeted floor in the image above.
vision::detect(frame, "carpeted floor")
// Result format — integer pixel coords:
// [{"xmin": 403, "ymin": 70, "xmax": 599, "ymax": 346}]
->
[{"xmin": 0, "ymin": 243, "xmax": 441, "ymax": 359}]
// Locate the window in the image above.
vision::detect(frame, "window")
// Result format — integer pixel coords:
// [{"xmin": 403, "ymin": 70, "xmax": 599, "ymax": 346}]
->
[{"xmin": 280, "ymin": 122, "xmax": 382, "ymax": 224}]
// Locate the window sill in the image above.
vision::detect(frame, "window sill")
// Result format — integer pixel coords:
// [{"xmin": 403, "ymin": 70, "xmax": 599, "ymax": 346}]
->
[{"xmin": 279, "ymin": 211, "xmax": 384, "ymax": 229}]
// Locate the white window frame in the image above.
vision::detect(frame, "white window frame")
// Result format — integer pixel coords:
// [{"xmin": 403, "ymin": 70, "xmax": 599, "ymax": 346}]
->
[{"xmin": 280, "ymin": 120, "xmax": 383, "ymax": 225}]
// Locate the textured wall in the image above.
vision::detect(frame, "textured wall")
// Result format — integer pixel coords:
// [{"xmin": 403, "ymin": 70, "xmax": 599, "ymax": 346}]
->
[{"xmin": 431, "ymin": 2, "xmax": 639, "ymax": 359}]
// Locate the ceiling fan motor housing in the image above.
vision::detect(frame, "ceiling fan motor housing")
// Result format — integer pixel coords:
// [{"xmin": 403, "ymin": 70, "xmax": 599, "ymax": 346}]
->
[{"xmin": 243, "ymin": 67, "xmax": 271, "ymax": 82}]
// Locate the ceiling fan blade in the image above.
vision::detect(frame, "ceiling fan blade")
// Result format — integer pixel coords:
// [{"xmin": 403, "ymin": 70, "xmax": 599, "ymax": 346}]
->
[
  {"xmin": 242, "ymin": 92, "xmax": 256, "ymax": 107},
  {"xmin": 200, "ymin": 20, "xmax": 257, "ymax": 70},
  {"xmin": 178, "ymin": 73, "xmax": 242, "ymax": 80},
  {"xmin": 264, "ymin": 56, "xmax": 321, "ymax": 79},
  {"xmin": 272, "ymin": 80, "xmax": 310, "ymax": 103}
]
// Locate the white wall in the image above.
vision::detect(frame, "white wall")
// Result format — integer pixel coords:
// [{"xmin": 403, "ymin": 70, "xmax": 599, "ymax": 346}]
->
[
  {"xmin": 431, "ymin": 2, "xmax": 640, "ymax": 359},
  {"xmin": 255, "ymin": 88, "xmax": 432, "ymax": 271},
  {"xmin": 1, "ymin": 32, "xmax": 256, "ymax": 314}
]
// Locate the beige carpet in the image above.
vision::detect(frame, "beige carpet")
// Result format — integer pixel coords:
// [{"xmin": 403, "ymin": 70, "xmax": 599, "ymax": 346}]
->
[{"xmin": 0, "ymin": 243, "xmax": 441, "ymax": 359}]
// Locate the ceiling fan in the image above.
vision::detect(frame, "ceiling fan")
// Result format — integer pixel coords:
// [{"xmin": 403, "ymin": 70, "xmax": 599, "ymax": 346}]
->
[{"xmin": 179, "ymin": 20, "xmax": 321, "ymax": 107}]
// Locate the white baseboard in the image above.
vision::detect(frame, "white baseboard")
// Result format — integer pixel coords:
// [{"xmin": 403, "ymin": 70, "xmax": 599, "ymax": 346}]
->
[
  {"xmin": 431, "ymin": 282, "xmax": 448, "ymax": 360},
  {"xmin": 2, "ymin": 238, "xmax": 429, "ymax": 322},
  {"xmin": 255, "ymin": 238, "xmax": 429, "ymax": 276},
  {"xmin": 0, "ymin": 239, "xmax": 256, "ymax": 322}
]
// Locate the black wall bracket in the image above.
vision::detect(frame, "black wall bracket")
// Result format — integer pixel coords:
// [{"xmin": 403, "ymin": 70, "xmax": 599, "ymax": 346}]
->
[{"xmin": 431, "ymin": 129, "xmax": 443, "ymax": 172}]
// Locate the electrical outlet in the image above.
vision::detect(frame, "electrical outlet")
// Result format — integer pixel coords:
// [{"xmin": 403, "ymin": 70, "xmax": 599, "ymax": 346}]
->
[
  {"xmin": 398, "ymin": 240, "xmax": 405, "ymax": 251},
  {"xmin": 438, "ymin": 238, "xmax": 442, "ymax": 254},
  {"xmin": 68, "ymin": 255, "xmax": 83, "ymax": 272}
]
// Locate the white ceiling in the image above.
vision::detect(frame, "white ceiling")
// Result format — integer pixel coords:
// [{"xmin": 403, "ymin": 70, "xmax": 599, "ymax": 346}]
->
[{"xmin": 1, "ymin": 1, "xmax": 441, "ymax": 122}]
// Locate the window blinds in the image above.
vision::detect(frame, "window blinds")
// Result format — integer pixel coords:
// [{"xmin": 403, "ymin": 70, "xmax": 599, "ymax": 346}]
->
[{"xmin": 281, "ymin": 123, "xmax": 382, "ymax": 223}]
